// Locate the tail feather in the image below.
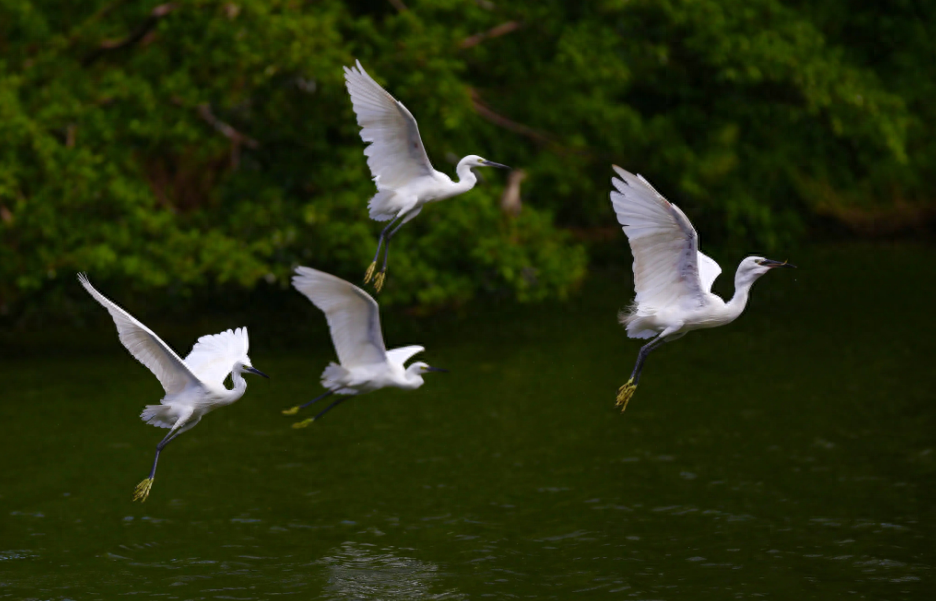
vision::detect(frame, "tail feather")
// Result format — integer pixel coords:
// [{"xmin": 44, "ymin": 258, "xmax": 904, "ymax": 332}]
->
[
  {"xmin": 321, "ymin": 362, "xmax": 355, "ymax": 394},
  {"xmin": 619, "ymin": 305, "xmax": 658, "ymax": 339},
  {"xmin": 140, "ymin": 405, "xmax": 175, "ymax": 429},
  {"xmin": 368, "ymin": 190, "xmax": 398, "ymax": 221}
]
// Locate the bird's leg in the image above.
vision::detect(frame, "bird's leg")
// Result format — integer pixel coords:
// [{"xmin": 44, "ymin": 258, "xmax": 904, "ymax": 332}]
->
[
  {"xmin": 365, "ymin": 216, "xmax": 402, "ymax": 284},
  {"xmin": 374, "ymin": 218, "xmax": 408, "ymax": 293},
  {"xmin": 616, "ymin": 337, "xmax": 666, "ymax": 412},
  {"xmin": 292, "ymin": 396, "xmax": 352, "ymax": 429},
  {"xmin": 281, "ymin": 389, "xmax": 336, "ymax": 416},
  {"xmin": 133, "ymin": 427, "xmax": 184, "ymax": 503}
]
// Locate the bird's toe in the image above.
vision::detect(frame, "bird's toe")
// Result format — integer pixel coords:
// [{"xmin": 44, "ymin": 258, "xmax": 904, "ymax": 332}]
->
[
  {"xmin": 615, "ymin": 380, "xmax": 637, "ymax": 413},
  {"xmin": 132, "ymin": 478, "xmax": 154, "ymax": 503},
  {"xmin": 292, "ymin": 418, "xmax": 315, "ymax": 429},
  {"xmin": 374, "ymin": 271, "xmax": 386, "ymax": 293},
  {"xmin": 363, "ymin": 262, "xmax": 377, "ymax": 284},
  {"xmin": 281, "ymin": 406, "xmax": 300, "ymax": 416}
]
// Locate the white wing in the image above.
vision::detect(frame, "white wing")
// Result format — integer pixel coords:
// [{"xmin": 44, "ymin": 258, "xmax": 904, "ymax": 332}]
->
[
  {"xmin": 697, "ymin": 252, "xmax": 722, "ymax": 293},
  {"xmin": 78, "ymin": 274, "xmax": 201, "ymax": 394},
  {"xmin": 292, "ymin": 266, "xmax": 387, "ymax": 368},
  {"xmin": 386, "ymin": 345, "xmax": 424, "ymax": 368},
  {"xmin": 609, "ymin": 166, "xmax": 710, "ymax": 311},
  {"xmin": 344, "ymin": 60, "xmax": 435, "ymax": 190},
  {"xmin": 183, "ymin": 328, "xmax": 249, "ymax": 386}
]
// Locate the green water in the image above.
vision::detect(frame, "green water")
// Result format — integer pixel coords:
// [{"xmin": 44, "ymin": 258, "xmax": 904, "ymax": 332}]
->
[{"xmin": 1, "ymin": 244, "xmax": 933, "ymax": 599}]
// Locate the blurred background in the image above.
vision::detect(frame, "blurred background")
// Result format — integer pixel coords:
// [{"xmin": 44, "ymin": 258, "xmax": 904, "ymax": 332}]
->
[
  {"xmin": 0, "ymin": 0, "xmax": 932, "ymax": 322},
  {"xmin": 1, "ymin": 2, "xmax": 934, "ymax": 599}
]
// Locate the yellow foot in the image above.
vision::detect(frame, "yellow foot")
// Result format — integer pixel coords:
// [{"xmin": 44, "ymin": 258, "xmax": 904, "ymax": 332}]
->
[
  {"xmin": 133, "ymin": 478, "xmax": 154, "ymax": 503},
  {"xmin": 373, "ymin": 271, "xmax": 386, "ymax": 293},
  {"xmin": 363, "ymin": 262, "xmax": 377, "ymax": 284},
  {"xmin": 615, "ymin": 379, "xmax": 637, "ymax": 412},
  {"xmin": 292, "ymin": 418, "xmax": 315, "ymax": 429},
  {"xmin": 281, "ymin": 406, "xmax": 300, "ymax": 416}
]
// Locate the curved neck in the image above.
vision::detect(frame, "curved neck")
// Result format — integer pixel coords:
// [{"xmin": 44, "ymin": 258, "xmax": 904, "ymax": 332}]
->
[
  {"xmin": 226, "ymin": 368, "xmax": 248, "ymax": 403},
  {"xmin": 453, "ymin": 158, "xmax": 479, "ymax": 193},
  {"xmin": 402, "ymin": 366, "xmax": 425, "ymax": 389},
  {"xmin": 726, "ymin": 266, "xmax": 760, "ymax": 317}
]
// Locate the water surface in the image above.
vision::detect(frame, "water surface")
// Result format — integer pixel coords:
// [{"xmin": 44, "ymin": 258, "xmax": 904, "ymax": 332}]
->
[{"xmin": 1, "ymin": 243, "xmax": 933, "ymax": 598}]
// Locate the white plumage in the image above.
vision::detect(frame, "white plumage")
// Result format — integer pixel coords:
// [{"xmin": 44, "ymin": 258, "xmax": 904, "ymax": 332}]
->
[
  {"xmin": 283, "ymin": 266, "xmax": 446, "ymax": 427},
  {"xmin": 609, "ymin": 166, "xmax": 795, "ymax": 410},
  {"xmin": 78, "ymin": 274, "xmax": 268, "ymax": 502},
  {"xmin": 343, "ymin": 60, "xmax": 509, "ymax": 291}
]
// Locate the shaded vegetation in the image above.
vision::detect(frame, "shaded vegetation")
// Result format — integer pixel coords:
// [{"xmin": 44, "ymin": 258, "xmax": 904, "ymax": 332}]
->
[{"xmin": 0, "ymin": 0, "xmax": 930, "ymax": 318}]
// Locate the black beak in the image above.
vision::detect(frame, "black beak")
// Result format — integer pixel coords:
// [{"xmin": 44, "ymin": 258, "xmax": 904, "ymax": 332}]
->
[
  {"xmin": 482, "ymin": 160, "xmax": 510, "ymax": 169},
  {"xmin": 244, "ymin": 366, "xmax": 270, "ymax": 379},
  {"xmin": 762, "ymin": 259, "xmax": 796, "ymax": 269},
  {"xmin": 425, "ymin": 366, "xmax": 449, "ymax": 373}
]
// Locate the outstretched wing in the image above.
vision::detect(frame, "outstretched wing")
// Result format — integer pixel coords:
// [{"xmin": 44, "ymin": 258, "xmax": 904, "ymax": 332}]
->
[
  {"xmin": 609, "ymin": 166, "xmax": 716, "ymax": 311},
  {"xmin": 344, "ymin": 60, "xmax": 435, "ymax": 189},
  {"xmin": 78, "ymin": 274, "xmax": 201, "ymax": 394},
  {"xmin": 697, "ymin": 251, "xmax": 722, "ymax": 293},
  {"xmin": 292, "ymin": 266, "xmax": 387, "ymax": 368},
  {"xmin": 183, "ymin": 328, "xmax": 249, "ymax": 386},
  {"xmin": 386, "ymin": 345, "xmax": 424, "ymax": 368}
]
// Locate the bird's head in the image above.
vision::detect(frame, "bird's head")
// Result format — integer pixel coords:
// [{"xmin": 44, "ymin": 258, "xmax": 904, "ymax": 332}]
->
[
  {"xmin": 236, "ymin": 359, "xmax": 269, "ymax": 379},
  {"xmin": 740, "ymin": 256, "xmax": 797, "ymax": 279},
  {"xmin": 404, "ymin": 361, "xmax": 448, "ymax": 386},
  {"xmin": 462, "ymin": 155, "xmax": 510, "ymax": 170}
]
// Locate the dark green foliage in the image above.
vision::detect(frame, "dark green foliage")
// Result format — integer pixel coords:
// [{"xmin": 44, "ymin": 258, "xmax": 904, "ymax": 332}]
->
[{"xmin": 0, "ymin": 0, "xmax": 929, "ymax": 316}]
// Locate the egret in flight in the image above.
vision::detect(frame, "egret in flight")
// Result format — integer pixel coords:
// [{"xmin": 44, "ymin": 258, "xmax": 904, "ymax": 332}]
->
[
  {"xmin": 282, "ymin": 266, "xmax": 447, "ymax": 427},
  {"xmin": 344, "ymin": 60, "xmax": 509, "ymax": 292},
  {"xmin": 78, "ymin": 274, "xmax": 268, "ymax": 502},
  {"xmin": 609, "ymin": 166, "xmax": 795, "ymax": 411}
]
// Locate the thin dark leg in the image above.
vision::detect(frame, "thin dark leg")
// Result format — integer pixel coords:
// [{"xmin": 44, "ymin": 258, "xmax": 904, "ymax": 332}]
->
[
  {"xmin": 373, "ymin": 216, "xmax": 409, "ymax": 292},
  {"xmin": 282, "ymin": 389, "xmax": 336, "ymax": 415},
  {"xmin": 292, "ymin": 396, "xmax": 352, "ymax": 429},
  {"xmin": 630, "ymin": 337, "xmax": 666, "ymax": 386},
  {"xmin": 372, "ymin": 215, "xmax": 402, "ymax": 264},
  {"xmin": 379, "ymin": 218, "xmax": 408, "ymax": 275},
  {"xmin": 147, "ymin": 427, "xmax": 184, "ymax": 481},
  {"xmin": 312, "ymin": 396, "xmax": 351, "ymax": 421}
]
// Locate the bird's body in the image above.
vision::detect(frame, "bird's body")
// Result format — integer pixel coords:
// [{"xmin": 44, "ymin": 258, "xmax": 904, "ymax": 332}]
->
[
  {"xmin": 344, "ymin": 60, "xmax": 508, "ymax": 291},
  {"xmin": 282, "ymin": 266, "xmax": 446, "ymax": 427},
  {"xmin": 609, "ymin": 166, "xmax": 794, "ymax": 410},
  {"xmin": 78, "ymin": 274, "xmax": 268, "ymax": 501}
]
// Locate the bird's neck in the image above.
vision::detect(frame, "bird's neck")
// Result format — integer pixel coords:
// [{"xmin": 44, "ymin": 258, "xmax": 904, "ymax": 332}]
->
[
  {"xmin": 726, "ymin": 267, "xmax": 760, "ymax": 319},
  {"xmin": 225, "ymin": 369, "xmax": 249, "ymax": 403},
  {"xmin": 453, "ymin": 159, "xmax": 479, "ymax": 193}
]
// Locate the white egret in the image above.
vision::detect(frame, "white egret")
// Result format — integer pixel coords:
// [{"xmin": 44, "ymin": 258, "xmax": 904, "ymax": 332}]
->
[
  {"xmin": 609, "ymin": 166, "xmax": 795, "ymax": 411},
  {"xmin": 282, "ymin": 266, "xmax": 447, "ymax": 427},
  {"xmin": 78, "ymin": 274, "xmax": 269, "ymax": 502},
  {"xmin": 344, "ymin": 60, "xmax": 509, "ymax": 292}
]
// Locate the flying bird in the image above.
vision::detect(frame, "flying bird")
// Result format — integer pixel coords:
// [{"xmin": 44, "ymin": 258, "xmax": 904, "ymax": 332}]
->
[
  {"xmin": 344, "ymin": 60, "xmax": 509, "ymax": 292},
  {"xmin": 609, "ymin": 166, "xmax": 795, "ymax": 411},
  {"xmin": 78, "ymin": 274, "xmax": 268, "ymax": 502},
  {"xmin": 282, "ymin": 266, "xmax": 447, "ymax": 427}
]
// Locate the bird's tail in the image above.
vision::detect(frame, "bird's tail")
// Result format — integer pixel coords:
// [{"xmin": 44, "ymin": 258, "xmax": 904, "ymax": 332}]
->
[
  {"xmin": 619, "ymin": 304, "xmax": 658, "ymax": 340},
  {"xmin": 321, "ymin": 362, "xmax": 351, "ymax": 391},
  {"xmin": 368, "ymin": 190, "xmax": 398, "ymax": 221},
  {"xmin": 140, "ymin": 405, "xmax": 175, "ymax": 429}
]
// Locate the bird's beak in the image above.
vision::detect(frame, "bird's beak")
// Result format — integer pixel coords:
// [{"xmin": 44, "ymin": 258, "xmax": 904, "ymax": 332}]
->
[
  {"xmin": 244, "ymin": 366, "xmax": 270, "ymax": 379},
  {"xmin": 425, "ymin": 366, "xmax": 449, "ymax": 373},
  {"xmin": 762, "ymin": 259, "xmax": 796, "ymax": 269},
  {"xmin": 482, "ymin": 160, "xmax": 510, "ymax": 169}
]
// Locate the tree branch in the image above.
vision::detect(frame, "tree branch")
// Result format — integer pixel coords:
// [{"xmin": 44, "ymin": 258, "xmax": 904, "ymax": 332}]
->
[
  {"xmin": 460, "ymin": 21, "xmax": 522, "ymax": 49},
  {"xmin": 82, "ymin": 3, "xmax": 178, "ymax": 66},
  {"xmin": 196, "ymin": 103, "xmax": 258, "ymax": 169}
]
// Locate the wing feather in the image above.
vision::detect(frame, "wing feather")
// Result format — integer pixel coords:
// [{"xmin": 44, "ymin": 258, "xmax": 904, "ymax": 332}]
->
[
  {"xmin": 344, "ymin": 60, "xmax": 435, "ymax": 190},
  {"xmin": 386, "ymin": 345, "xmax": 424, "ymax": 367},
  {"xmin": 183, "ymin": 328, "xmax": 249, "ymax": 386},
  {"xmin": 609, "ymin": 166, "xmax": 715, "ymax": 311},
  {"xmin": 292, "ymin": 267, "xmax": 387, "ymax": 368},
  {"xmin": 78, "ymin": 274, "xmax": 200, "ymax": 394}
]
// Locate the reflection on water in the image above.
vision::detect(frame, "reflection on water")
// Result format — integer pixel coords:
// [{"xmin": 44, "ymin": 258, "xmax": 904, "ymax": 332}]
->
[
  {"xmin": 319, "ymin": 542, "xmax": 465, "ymax": 600},
  {"xmin": 0, "ymin": 244, "xmax": 933, "ymax": 598}
]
